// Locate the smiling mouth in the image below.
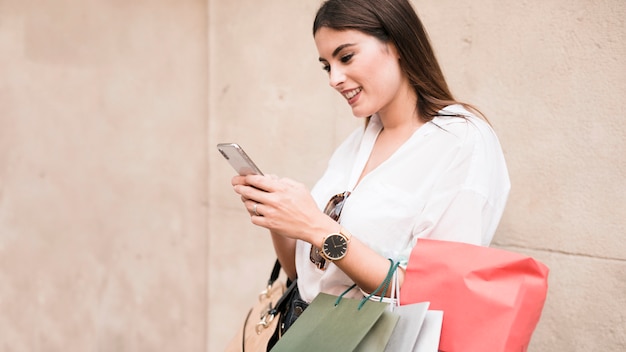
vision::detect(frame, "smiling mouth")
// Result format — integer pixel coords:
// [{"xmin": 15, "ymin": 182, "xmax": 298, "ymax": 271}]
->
[{"xmin": 343, "ymin": 87, "xmax": 362, "ymax": 100}]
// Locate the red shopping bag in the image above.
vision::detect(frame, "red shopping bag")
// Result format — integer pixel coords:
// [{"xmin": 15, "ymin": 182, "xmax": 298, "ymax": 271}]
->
[{"xmin": 400, "ymin": 238, "xmax": 549, "ymax": 352}]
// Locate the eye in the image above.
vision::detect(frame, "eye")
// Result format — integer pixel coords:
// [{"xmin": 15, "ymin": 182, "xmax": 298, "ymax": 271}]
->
[
  {"xmin": 321, "ymin": 64, "xmax": 330, "ymax": 72},
  {"xmin": 340, "ymin": 53, "xmax": 354, "ymax": 63}
]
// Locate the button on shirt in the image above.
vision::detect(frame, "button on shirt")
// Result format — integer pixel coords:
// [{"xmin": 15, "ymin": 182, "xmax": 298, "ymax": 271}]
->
[{"xmin": 295, "ymin": 105, "xmax": 511, "ymax": 303}]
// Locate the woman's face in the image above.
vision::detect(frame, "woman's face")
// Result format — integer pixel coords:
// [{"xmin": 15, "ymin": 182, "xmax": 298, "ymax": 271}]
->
[{"xmin": 314, "ymin": 27, "xmax": 409, "ymax": 119}]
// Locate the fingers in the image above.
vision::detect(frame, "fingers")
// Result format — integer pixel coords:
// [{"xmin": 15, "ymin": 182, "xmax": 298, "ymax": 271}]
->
[
  {"xmin": 233, "ymin": 175, "xmax": 309, "ymax": 226},
  {"xmin": 234, "ymin": 175, "xmax": 280, "ymax": 202},
  {"xmin": 245, "ymin": 175, "xmax": 276, "ymax": 192},
  {"xmin": 236, "ymin": 184, "xmax": 267, "ymax": 206},
  {"xmin": 252, "ymin": 202, "xmax": 261, "ymax": 217},
  {"xmin": 246, "ymin": 199, "xmax": 264, "ymax": 217},
  {"xmin": 232, "ymin": 174, "xmax": 273, "ymax": 192},
  {"xmin": 233, "ymin": 175, "xmax": 268, "ymax": 203},
  {"xmin": 231, "ymin": 175, "xmax": 247, "ymax": 186},
  {"xmin": 234, "ymin": 173, "xmax": 300, "ymax": 193}
]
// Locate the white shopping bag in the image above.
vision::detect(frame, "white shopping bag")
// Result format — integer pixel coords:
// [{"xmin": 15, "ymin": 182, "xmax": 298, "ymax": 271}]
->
[
  {"xmin": 379, "ymin": 266, "xmax": 443, "ymax": 352},
  {"xmin": 413, "ymin": 310, "xmax": 443, "ymax": 352},
  {"xmin": 384, "ymin": 302, "xmax": 430, "ymax": 351}
]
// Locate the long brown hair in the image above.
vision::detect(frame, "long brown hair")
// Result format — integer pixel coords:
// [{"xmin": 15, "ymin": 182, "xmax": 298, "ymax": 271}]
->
[{"xmin": 313, "ymin": 0, "xmax": 481, "ymax": 122}]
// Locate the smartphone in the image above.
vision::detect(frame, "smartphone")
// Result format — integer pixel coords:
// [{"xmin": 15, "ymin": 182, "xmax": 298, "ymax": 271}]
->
[{"xmin": 217, "ymin": 143, "xmax": 264, "ymax": 176}]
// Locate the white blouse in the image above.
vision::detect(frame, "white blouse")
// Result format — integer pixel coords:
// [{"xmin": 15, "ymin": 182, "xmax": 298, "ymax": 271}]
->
[{"xmin": 295, "ymin": 105, "xmax": 511, "ymax": 302}]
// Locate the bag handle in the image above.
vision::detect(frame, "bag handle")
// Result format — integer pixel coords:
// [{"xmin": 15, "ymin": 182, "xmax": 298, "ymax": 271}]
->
[
  {"xmin": 362, "ymin": 259, "xmax": 400, "ymax": 308},
  {"xmin": 260, "ymin": 259, "xmax": 283, "ymax": 300},
  {"xmin": 262, "ymin": 259, "xmax": 299, "ymax": 319},
  {"xmin": 334, "ymin": 259, "xmax": 400, "ymax": 310},
  {"xmin": 269, "ymin": 259, "xmax": 282, "ymax": 285}
]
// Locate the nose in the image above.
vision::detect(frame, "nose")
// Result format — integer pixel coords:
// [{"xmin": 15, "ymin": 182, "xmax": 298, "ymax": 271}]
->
[{"xmin": 328, "ymin": 66, "xmax": 345, "ymax": 88}]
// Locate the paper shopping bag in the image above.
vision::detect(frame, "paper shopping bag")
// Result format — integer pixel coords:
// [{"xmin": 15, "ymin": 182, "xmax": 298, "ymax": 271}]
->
[
  {"xmin": 401, "ymin": 238, "xmax": 549, "ymax": 352},
  {"xmin": 382, "ymin": 303, "xmax": 442, "ymax": 352},
  {"xmin": 356, "ymin": 309, "xmax": 401, "ymax": 352},
  {"xmin": 383, "ymin": 302, "xmax": 430, "ymax": 352},
  {"xmin": 270, "ymin": 292, "xmax": 398, "ymax": 352},
  {"xmin": 413, "ymin": 310, "xmax": 443, "ymax": 352}
]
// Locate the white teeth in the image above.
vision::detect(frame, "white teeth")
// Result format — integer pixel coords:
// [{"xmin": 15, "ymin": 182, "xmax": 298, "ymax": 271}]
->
[{"xmin": 344, "ymin": 88, "xmax": 362, "ymax": 100}]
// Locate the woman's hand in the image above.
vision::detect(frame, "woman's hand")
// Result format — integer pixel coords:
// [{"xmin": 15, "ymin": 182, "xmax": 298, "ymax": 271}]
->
[
  {"xmin": 231, "ymin": 174, "xmax": 404, "ymax": 295},
  {"xmin": 231, "ymin": 174, "xmax": 338, "ymax": 246}
]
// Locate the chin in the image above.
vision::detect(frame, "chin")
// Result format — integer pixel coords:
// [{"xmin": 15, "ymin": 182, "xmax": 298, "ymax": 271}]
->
[{"xmin": 351, "ymin": 108, "xmax": 374, "ymax": 119}]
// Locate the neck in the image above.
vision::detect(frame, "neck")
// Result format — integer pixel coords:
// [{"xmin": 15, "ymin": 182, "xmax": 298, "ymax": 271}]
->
[{"xmin": 377, "ymin": 83, "xmax": 423, "ymax": 133}]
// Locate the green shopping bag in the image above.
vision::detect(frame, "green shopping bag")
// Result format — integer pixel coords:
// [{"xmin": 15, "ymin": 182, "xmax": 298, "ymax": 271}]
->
[{"xmin": 271, "ymin": 260, "xmax": 400, "ymax": 352}]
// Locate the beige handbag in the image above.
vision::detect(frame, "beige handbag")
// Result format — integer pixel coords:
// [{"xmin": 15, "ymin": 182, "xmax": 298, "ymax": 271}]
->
[{"xmin": 225, "ymin": 261, "xmax": 293, "ymax": 352}]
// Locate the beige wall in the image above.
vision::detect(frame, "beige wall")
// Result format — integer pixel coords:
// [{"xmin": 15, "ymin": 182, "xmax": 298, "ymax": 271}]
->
[
  {"xmin": 0, "ymin": 0, "xmax": 624, "ymax": 351},
  {"xmin": 0, "ymin": 0, "xmax": 208, "ymax": 350}
]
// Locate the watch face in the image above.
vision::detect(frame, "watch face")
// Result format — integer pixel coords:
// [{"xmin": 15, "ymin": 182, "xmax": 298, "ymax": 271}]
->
[{"xmin": 322, "ymin": 234, "xmax": 348, "ymax": 260}]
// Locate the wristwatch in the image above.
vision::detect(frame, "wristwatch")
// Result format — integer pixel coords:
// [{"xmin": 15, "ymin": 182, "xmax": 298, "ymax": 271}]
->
[{"xmin": 321, "ymin": 229, "xmax": 351, "ymax": 261}]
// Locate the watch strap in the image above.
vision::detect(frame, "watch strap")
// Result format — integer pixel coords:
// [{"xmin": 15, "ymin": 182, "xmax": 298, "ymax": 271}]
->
[{"xmin": 339, "ymin": 226, "xmax": 352, "ymax": 243}]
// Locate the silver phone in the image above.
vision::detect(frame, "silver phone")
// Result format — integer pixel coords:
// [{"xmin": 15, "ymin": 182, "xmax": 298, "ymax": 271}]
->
[{"xmin": 217, "ymin": 143, "xmax": 264, "ymax": 176}]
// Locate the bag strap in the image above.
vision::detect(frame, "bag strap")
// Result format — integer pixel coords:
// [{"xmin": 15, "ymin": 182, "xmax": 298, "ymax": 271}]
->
[
  {"xmin": 263, "ymin": 259, "xmax": 299, "ymax": 318},
  {"xmin": 361, "ymin": 259, "xmax": 399, "ymax": 309},
  {"xmin": 268, "ymin": 278, "xmax": 298, "ymax": 316},
  {"xmin": 259, "ymin": 259, "xmax": 284, "ymax": 301},
  {"xmin": 334, "ymin": 259, "xmax": 400, "ymax": 310},
  {"xmin": 268, "ymin": 259, "xmax": 282, "ymax": 286},
  {"xmin": 335, "ymin": 284, "xmax": 358, "ymax": 306}
]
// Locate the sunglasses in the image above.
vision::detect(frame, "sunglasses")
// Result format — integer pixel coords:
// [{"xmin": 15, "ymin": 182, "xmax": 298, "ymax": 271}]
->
[{"xmin": 310, "ymin": 191, "xmax": 351, "ymax": 270}]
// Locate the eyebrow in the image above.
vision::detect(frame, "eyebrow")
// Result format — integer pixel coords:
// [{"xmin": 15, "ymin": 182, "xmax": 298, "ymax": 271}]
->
[{"xmin": 318, "ymin": 43, "xmax": 356, "ymax": 62}]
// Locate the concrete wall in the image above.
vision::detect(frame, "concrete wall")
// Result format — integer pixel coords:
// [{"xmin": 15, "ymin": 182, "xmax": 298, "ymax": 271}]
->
[
  {"xmin": 0, "ymin": 0, "xmax": 624, "ymax": 351},
  {"xmin": 0, "ymin": 0, "xmax": 208, "ymax": 350}
]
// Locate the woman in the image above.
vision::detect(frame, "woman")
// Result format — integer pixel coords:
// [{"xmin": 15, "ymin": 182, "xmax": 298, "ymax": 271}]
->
[{"xmin": 232, "ymin": 0, "xmax": 509, "ymax": 311}]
